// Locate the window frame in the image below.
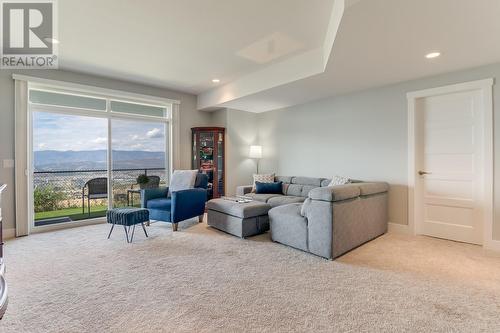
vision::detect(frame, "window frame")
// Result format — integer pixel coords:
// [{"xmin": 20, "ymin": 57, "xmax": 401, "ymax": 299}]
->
[{"xmin": 17, "ymin": 75, "xmax": 179, "ymax": 233}]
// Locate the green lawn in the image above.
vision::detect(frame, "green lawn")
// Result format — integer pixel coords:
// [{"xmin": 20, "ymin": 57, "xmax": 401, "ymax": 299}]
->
[
  {"xmin": 34, "ymin": 203, "xmax": 142, "ymax": 222},
  {"xmin": 35, "ymin": 205, "xmax": 108, "ymax": 221}
]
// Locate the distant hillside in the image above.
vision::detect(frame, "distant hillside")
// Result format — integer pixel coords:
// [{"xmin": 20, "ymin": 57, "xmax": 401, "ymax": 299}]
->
[{"xmin": 34, "ymin": 150, "xmax": 166, "ymax": 171}]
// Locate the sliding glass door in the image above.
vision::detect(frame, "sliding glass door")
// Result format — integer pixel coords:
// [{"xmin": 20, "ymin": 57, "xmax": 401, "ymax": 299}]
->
[
  {"xmin": 29, "ymin": 87, "xmax": 171, "ymax": 228},
  {"xmin": 111, "ymin": 119, "xmax": 168, "ymax": 208},
  {"xmin": 33, "ymin": 112, "xmax": 109, "ymax": 225}
]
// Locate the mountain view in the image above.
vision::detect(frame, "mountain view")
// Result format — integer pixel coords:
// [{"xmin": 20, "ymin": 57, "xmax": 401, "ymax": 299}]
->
[
  {"xmin": 33, "ymin": 112, "xmax": 168, "ymax": 172},
  {"xmin": 34, "ymin": 150, "xmax": 166, "ymax": 171}
]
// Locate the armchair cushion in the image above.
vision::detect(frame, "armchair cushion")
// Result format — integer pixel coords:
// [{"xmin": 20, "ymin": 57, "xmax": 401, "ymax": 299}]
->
[
  {"xmin": 141, "ymin": 187, "xmax": 169, "ymax": 208},
  {"xmin": 169, "ymin": 170, "xmax": 198, "ymax": 196},
  {"xmin": 146, "ymin": 198, "xmax": 172, "ymax": 210}
]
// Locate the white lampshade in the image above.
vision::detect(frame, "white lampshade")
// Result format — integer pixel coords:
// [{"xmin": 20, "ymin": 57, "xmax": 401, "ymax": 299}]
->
[{"xmin": 249, "ymin": 145, "xmax": 262, "ymax": 159}]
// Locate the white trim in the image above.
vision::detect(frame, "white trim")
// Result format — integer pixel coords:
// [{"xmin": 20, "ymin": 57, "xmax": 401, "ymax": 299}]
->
[
  {"xmin": 406, "ymin": 78, "xmax": 494, "ymax": 99},
  {"xmin": 14, "ymin": 75, "xmax": 177, "ymax": 236},
  {"xmin": 31, "ymin": 218, "xmax": 106, "ymax": 234},
  {"xmin": 484, "ymin": 240, "xmax": 500, "ymax": 252},
  {"xmin": 388, "ymin": 222, "xmax": 411, "ymax": 235},
  {"xmin": 171, "ymin": 104, "xmax": 181, "ymax": 171},
  {"xmin": 14, "ymin": 79, "xmax": 31, "ymax": 237},
  {"xmin": 12, "ymin": 74, "xmax": 180, "ymax": 105},
  {"xmin": 30, "ymin": 103, "xmax": 172, "ymax": 124},
  {"xmin": 482, "ymin": 82, "xmax": 495, "ymax": 250},
  {"xmin": 407, "ymin": 96, "xmax": 416, "ymax": 236},
  {"xmin": 3, "ymin": 228, "xmax": 16, "ymax": 240},
  {"xmin": 107, "ymin": 103, "xmax": 113, "ymax": 210},
  {"xmin": 407, "ymin": 78, "xmax": 495, "ymax": 248}
]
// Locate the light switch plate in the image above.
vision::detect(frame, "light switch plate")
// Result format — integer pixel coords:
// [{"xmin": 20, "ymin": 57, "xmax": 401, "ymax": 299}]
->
[{"xmin": 2, "ymin": 159, "xmax": 14, "ymax": 169}]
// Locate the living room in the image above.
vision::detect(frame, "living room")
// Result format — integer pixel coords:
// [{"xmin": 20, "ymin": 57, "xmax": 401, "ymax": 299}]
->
[{"xmin": 1, "ymin": 0, "xmax": 500, "ymax": 332}]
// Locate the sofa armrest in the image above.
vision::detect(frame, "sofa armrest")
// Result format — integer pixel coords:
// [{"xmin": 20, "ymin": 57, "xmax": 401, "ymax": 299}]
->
[
  {"xmin": 358, "ymin": 182, "xmax": 389, "ymax": 196},
  {"xmin": 141, "ymin": 187, "xmax": 169, "ymax": 208},
  {"xmin": 236, "ymin": 185, "xmax": 253, "ymax": 196},
  {"xmin": 171, "ymin": 188, "xmax": 207, "ymax": 223},
  {"xmin": 308, "ymin": 184, "xmax": 360, "ymax": 202}
]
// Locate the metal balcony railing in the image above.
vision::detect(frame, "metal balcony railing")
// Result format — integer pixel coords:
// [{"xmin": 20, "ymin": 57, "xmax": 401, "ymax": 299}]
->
[{"xmin": 33, "ymin": 168, "xmax": 167, "ymax": 223}]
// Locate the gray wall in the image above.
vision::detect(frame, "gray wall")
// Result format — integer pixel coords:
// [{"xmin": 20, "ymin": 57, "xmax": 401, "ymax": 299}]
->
[
  {"xmin": 257, "ymin": 63, "xmax": 500, "ymax": 240},
  {"xmin": 210, "ymin": 108, "xmax": 258, "ymax": 196},
  {"xmin": 0, "ymin": 69, "xmax": 211, "ymax": 232}
]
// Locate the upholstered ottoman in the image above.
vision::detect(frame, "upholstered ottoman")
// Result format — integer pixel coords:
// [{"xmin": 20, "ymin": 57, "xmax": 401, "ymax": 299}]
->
[
  {"xmin": 106, "ymin": 208, "xmax": 149, "ymax": 243},
  {"xmin": 207, "ymin": 199, "xmax": 271, "ymax": 238}
]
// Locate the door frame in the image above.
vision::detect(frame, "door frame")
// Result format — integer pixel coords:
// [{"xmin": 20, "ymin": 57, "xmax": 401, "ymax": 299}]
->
[
  {"xmin": 14, "ymin": 74, "xmax": 179, "ymax": 236},
  {"xmin": 407, "ymin": 78, "xmax": 495, "ymax": 249}
]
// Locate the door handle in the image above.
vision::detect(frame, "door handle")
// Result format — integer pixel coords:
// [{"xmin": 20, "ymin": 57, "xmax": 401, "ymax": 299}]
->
[{"xmin": 418, "ymin": 171, "xmax": 431, "ymax": 176}]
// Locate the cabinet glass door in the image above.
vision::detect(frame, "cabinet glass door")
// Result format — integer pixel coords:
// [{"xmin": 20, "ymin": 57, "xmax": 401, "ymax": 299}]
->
[
  {"xmin": 216, "ymin": 132, "xmax": 224, "ymax": 196},
  {"xmin": 192, "ymin": 128, "xmax": 224, "ymax": 200},
  {"xmin": 199, "ymin": 132, "xmax": 215, "ymax": 199}
]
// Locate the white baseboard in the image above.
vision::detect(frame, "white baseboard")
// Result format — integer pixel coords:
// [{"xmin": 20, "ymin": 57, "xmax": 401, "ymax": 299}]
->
[
  {"xmin": 484, "ymin": 239, "xmax": 500, "ymax": 252},
  {"xmin": 388, "ymin": 222, "xmax": 412, "ymax": 235},
  {"xmin": 3, "ymin": 228, "xmax": 16, "ymax": 240}
]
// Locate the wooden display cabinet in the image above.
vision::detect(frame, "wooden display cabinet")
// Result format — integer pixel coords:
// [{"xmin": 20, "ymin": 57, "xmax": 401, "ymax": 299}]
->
[{"xmin": 191, "ymin": 127, "xmax": 225, "ymax": 199}]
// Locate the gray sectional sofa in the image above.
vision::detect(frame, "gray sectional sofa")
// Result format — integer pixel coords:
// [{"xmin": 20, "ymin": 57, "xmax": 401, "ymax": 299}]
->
[{"xmin": 236, "ymin": 176, "xmax": 389, "ymax": 259}]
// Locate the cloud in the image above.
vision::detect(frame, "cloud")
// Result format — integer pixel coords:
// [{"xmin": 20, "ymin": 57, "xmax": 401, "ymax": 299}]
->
[
  {"xmin": 146, "ymin": 128, "xmax": 163, "ymax": 139},
  {"xmin": 93, "ymin": 137, "xmax": 107, "ymax": 144},
  {"xmin": 33, "ymin": 113, "xmax": 165, "ymax": 152}
]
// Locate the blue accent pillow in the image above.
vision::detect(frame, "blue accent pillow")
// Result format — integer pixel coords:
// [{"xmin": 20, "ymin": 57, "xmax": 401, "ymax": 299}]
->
[{"xmin": 255, "ymin": 181, "xmax": 283, "ymax": 194}]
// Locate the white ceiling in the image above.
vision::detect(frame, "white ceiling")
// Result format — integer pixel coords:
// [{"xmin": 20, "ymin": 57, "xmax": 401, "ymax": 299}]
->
[
  {"xmin": 204, "ymin": 0, "xmax": 500, "ymax": 112},
  {"xmin": 58, "ymin": 0, "xmax": 500, "ymax": 113},
  {"xmin": 58, "ymin": 0, "xmax": 334, "ymax": 94}
]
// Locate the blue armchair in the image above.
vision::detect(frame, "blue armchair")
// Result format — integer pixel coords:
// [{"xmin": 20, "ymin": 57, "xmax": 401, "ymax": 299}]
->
[{"xmin": 141, "ymin": 173, "xmax": 208, "ymax": 231}]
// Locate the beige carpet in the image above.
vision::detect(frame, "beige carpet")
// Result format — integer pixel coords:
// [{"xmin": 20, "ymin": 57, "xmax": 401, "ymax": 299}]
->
[{"xmin": 2, "ymin": 219, "xmax": 500, "ymax": 332}]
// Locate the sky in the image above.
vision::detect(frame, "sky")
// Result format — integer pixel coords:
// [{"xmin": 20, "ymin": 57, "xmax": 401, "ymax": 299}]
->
[{"xmin": 33, "ymin": 112, "xmax": 166, "ymax": 152}]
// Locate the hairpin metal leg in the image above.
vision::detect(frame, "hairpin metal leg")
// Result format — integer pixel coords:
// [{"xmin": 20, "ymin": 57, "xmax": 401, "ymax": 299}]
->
[
  {"xmin": 107, "ymin": 223, "xmax": 115, "ymax": 239},
  {"xmin": 141, "ymin": 222, "xmax": 148, "ymax": 237},
  {"xmin": 130, "ymin": 224, "xmax": 136, "ymax": 243},
  {"xmin": 124, "ymin": 225, "xmax": 130, "ymax": 243}
]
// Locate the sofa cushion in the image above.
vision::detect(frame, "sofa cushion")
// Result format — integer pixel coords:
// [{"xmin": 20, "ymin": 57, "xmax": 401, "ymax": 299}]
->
[
  {"xmin": 269, "ymin": 203, "xmax": 308, "ymax": 252},
  {"xmin": 291, "ymin": 177, "xmax": 323, "ymax": 187},
  {"xmin": 252, "ymin": 173, "xmax": 275, "ymax": 192},
  {"xmin": 275, "ymin": 176, "xmax": 293, "ymax": 184},
  {"xmin": 147, "ymin": 198, "xmax": 172, "ymax": 210},
  {"xmin": 308, "ymin": 185, "xmax": 361, "ymax": 202},
  {"xmin": 268, "ymin": 195, "xmax": 306, "ymax": 208},
  {"xmin": 245, "ymin": 193, "xmax": 282, "ymax": 203},
  {"xmin": 301, "ymin": 185, "xmax": 316, "ymax": 197},
  {"xmin": 328, "ymin": 175, "xmax": 351, "ymax": 186},
  {"xmin": 255, "ymin": 181, "xmax": 283, "ymax": 194},
  {"xmin": 285, "ymin": 184, "xmax": 316, "ymax": 197},
  {"xmin": 286, "ymin": 184, "xmax": 303, "ymax": 197},
  {"xmin": 358, "ymin": 182, "xmax": 389, "ymax": 196}
]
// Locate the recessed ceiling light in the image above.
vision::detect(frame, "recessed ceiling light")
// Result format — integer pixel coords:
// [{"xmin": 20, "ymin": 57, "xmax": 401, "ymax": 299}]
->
[
  {"xmin": 44, "ymin": 37, "xmax": 59, "ymax": 44},
  {"xmin": 212, "ymin": 78, "xmax": 220, "ymax": 83},
  {"xmin": 425, "ymin": 52, "xmax": 440, "ymax": 59}
]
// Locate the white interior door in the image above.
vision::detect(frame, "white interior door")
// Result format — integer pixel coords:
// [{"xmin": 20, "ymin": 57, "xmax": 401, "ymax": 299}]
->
[{"xmin": 415, "ymin": 89, "xmax": 485, "ymax": 244}]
